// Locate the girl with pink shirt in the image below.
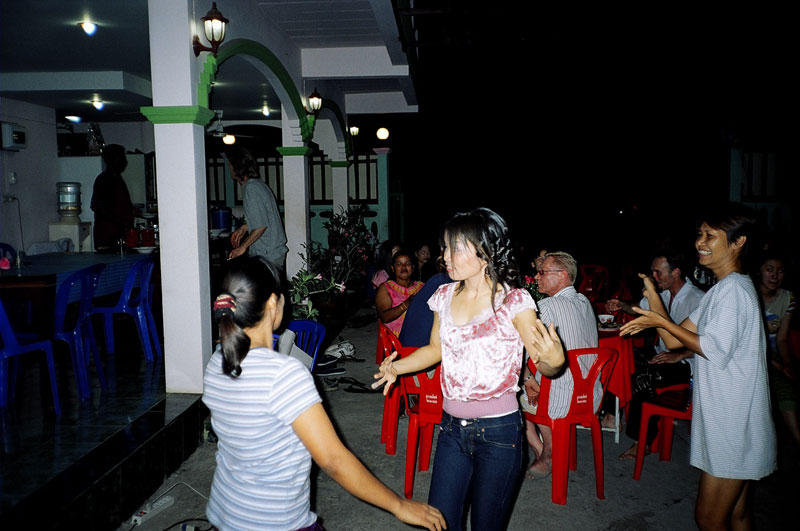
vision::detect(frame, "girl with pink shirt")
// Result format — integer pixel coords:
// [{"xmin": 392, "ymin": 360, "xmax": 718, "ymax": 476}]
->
[{"xmin": 374, "ymin": 208, "xmax": 565, "ymax": 530}]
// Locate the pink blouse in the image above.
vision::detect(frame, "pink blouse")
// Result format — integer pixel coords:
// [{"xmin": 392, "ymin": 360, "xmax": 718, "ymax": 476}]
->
[
  {"xmin": 384, "ymin": 280, "xmax": 424, "ymax": 336},
  {"xmin": 428, "ymin": 283, "xmax": 537, "ymax": 417}
]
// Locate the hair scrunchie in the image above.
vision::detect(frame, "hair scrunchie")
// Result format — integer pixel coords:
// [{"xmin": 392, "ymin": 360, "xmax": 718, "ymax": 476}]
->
[{"xmin": 213, "ymin": 293, "xmax": 236, "ymax": 320}]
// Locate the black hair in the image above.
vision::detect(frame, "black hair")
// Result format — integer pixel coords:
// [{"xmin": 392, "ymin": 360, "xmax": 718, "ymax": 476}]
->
[
  {"xmin": 216, "ymin": 257, "xmax": 282, "ymax": 377},
  {"xmin": 440, "ymin": 207, "xmax": 521, "ymax": 308},
  {"xmin": 101, "ymin": 144, "xmax": 128, "ymax": 173},
  {"xmin": 225, "ymin": 146, "xmax": 259, "ymax": 180},
  {"xmin": 376, "ymin": 240, "xmax": 399, "ymax": 273},
  {"xmin": 700, "ymin": 202, "xmax": 758, "ymax": 267},
  {"xmin": 660, "ymin": 249, "xmax": 688, "ymax": 277}
]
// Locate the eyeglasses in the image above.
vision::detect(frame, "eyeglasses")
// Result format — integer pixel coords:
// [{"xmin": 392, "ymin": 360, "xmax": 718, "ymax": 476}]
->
[{"xmin": 537, "ymin": 269, "xmax": 564, "ymax": 275}]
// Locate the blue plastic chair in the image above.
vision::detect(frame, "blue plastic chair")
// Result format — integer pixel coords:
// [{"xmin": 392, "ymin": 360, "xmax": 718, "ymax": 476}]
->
[
  {"xmin": 0, "ymin": 297, "xmax": 61, "ymax": 414},
  {"xmin": 91, "ymin": 257, "xmax": 162, "ymax": 361},
  {"xmin": 286, "ymin": 320, "xmax": 326, "ymax": 372},
  {"xmin": 53, "ymin": 264, "xmax": 106, "ymax": 399},
  {"xmin": 0, "ymin": 242, "xmax": 15, "ymax": 260}
]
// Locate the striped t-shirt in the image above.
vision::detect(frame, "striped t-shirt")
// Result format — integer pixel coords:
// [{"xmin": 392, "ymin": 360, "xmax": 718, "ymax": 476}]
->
[
  {"xmin": 688, "ymin": 273, "xmax": 777, "ymax": 479},
  {"xmin": 203, "ymin": 345, "xmax": 321, "ymax": 530}
]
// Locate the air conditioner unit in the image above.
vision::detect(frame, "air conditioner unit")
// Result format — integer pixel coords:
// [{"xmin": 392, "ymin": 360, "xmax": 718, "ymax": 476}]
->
[{"xmin": 1, "ymin": 122, "xmax": 27, "ymax": 151}]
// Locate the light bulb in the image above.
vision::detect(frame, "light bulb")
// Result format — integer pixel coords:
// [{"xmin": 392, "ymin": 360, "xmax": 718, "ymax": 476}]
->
[
  {"xmin": 80, "ymin": 22, "xmax": 97, "ymax": 36},
  {"xmin": 92, "ymin": 99, "xmax": 104, "ymax": 110},
  {"xmin": 222, "ymin": 134, "xmax": 236, "ymax": 145},
  {"xmin": 261, "ymin": 104, "xmax": 270, "ymax": 117},
  {"xmin": 376, "ymin": 127, "xmax": 389, "ymax": 140}
]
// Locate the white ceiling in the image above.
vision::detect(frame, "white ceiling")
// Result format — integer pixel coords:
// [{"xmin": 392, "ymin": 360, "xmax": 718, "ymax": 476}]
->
[{"xmin": 0, "ymin": 0, "xmax": 414, "ymax": 124}]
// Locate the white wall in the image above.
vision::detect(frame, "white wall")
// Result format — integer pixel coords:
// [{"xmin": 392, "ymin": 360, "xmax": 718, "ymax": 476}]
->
[{"xmin": 0, "ymin": 97, "xmax": 59, "ymax": 252}]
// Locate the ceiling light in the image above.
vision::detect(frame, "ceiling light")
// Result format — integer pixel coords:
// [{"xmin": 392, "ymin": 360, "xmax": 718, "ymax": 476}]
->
[
  {"xmin": 65, "ymin": 116, "xmax": 82, "ymax": 123},
  {"xmin": 79, "ymin": 22, "xmax": 97, "ymax": 36},
  {"xmin": 192, "ymin": 2, "xmax": 229, "ymax": 57},
  {"xmin": 91, "ymin": 99, "xmax": 104, "ymax": 110},
  {"xmin": 261, "ymin": 103, "xmax": 270, "ymax": 117},
  {"xmin": 308, "ymin": 88, "xmax": 322, "ymax": 113},
  {"xmin": 376, "ymin": 127, "xmax": 389, "ymax": 140},
  {"xmin": 222, "ymin": 134, "xmax": 236, "ymax": 145},
  {"xmin": 349, "ymin": 126, "xmax": 359, "ymax": 136}
]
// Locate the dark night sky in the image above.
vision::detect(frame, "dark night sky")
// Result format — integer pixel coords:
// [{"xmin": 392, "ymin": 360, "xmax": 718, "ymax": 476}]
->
[{"xmin": 350, "ymin": 7, "xmax": 798, "ymax": 271}]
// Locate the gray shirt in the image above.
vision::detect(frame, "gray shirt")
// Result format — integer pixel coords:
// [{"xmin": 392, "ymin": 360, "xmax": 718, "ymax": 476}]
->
[{"xmin": 243, "ymin": 178, "xmax": 288, "ymax": 268}]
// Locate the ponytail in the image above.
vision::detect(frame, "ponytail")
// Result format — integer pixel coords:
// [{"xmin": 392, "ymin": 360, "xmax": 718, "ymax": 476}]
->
[{"xmin": 214, "ymin": 258, "xmax": 282, "ymax": 377}]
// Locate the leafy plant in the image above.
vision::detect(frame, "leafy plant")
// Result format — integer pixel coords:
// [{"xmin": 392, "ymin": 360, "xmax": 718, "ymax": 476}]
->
[{"xmin": 288, "ymin": 205, "xmax": 376, "ymax": 320}]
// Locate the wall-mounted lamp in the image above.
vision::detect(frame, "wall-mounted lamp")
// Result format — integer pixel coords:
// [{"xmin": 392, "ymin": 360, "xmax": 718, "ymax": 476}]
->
[
  {"xmin": 349, "ymin": 126, "xmax": 359, "ymax": 136},
  {"xmin": 261, "ymin": 103, "xmax": 270, "ymax": 117},
  {"xmin": 222, "ymin": 134, "xmax": 236, "ymax": 145},
  {"xmin": 192, "ymin": 2, "xmax": 229, "ymax": 57},
  {"xmin": 307, "ymin": 88, "xmax": 322, "ymax": 113},
  {"xmin": 79, "ymin": 22, "xmax": 98, "ymax": 36},
  {"xmin": 91, "ymin": 98, "xmax": 104, "ymax": 110}
]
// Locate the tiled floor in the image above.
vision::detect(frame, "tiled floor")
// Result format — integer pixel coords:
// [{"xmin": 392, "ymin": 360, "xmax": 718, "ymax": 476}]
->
[{"xmin": 0, "ymin": 318, "xmax": 204, "ymax": 530}]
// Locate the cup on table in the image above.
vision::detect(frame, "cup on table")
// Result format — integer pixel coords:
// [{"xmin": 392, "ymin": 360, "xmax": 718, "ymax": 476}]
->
[{"xmin": 598, "ymin": 314, "xmax": 615, "ymax": 326}]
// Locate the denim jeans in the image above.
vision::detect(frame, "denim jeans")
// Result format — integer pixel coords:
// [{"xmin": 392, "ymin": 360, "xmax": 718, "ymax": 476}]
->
[{"xmin": 428, "ymin": 410, "xmax": 524, "ymax": 531}]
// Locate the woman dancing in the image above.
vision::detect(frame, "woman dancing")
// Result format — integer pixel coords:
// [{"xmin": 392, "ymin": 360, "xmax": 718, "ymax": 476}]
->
[
  {"xmin": 621, "ymin": 203, "xmax": 776, "ymax": 530},
  {"xmin": 373, "ymin": 207, "xmax": 565, "ymax": 530},
  {"xmin": 203, "ymin": 257, "xmax": 445, "ymax": 530}
]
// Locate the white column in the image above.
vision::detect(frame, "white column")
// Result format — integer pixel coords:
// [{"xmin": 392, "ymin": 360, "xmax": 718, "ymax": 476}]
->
[
  {"xmin": 147, "ymin": 0, "xmax": 211, "ymax": 393},
  {"xmin": 278, "ymin": 147, "xmax": 311, "ymax": 278}
]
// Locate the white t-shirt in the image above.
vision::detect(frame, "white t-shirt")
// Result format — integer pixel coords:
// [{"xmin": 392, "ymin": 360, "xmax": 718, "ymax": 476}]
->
[
  {"xmin": 203, "ymin": 346, "xmax": 321, "ymax": 530},
  {"xmin": 688, "ymin": 273, "xmax": 776, "ymax": 479}
]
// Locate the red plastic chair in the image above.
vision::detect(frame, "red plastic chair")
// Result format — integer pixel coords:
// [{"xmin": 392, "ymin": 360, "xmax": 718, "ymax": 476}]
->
[
  {"xmin": 633, "ymin": 383, "xmax": 692, "ymax": 480},
  {"xmin": 401, "ymin": 364, "xmax": 442, "ymax": 499},
  {"xmin": 378, "ymin": 322, "xmax": 406, "ymax": 454},
  {"xmin": 577, "ymin": 264, "xmax": 610, "ymax": 303},
  {"xmin": 524, "ymin": 346, "xmax": 617, "ymax": 505}
]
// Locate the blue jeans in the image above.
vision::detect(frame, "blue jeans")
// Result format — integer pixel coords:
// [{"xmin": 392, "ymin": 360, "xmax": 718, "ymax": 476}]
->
[{"xmin": 428, "ymin": 410, "xmax": 524, "ymax": 531}]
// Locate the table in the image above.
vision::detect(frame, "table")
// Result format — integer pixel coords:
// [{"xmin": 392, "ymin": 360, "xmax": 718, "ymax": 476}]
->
[
  {"xmin": 0, "ymin": 252, "xmax": 152, "ymax": 333},
  {"xmin": 598, "ymin": 328, "xmax": 635, "ymax": 443}
]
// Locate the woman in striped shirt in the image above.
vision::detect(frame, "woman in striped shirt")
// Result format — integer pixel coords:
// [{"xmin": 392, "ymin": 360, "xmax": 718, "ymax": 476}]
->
[
  {"xmin": 203, "ymin": 257, "xmax": 445, "ymax": 530},
  {"xmin": 621, "ymin": 203, "xmax": 776, "ymax": 531}
]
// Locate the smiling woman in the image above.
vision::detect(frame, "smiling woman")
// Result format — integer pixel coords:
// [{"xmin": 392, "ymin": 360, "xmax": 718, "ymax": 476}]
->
[{"xmin": 375, "ymin": 249, "xmax": 423, "ymax": 336}]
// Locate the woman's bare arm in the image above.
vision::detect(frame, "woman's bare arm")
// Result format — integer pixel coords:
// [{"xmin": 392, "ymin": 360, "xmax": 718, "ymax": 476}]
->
[
  {"xmin": 293, "ymin": 403, "xmax": 445, "ymax": 530},
  {"xmin": 375, "ymin": 284, "xmax": 412, "ymax": 324},
  {"xmin": 621, "ymin": 311, "xmax": 704, "ymax": 357},
  {"xmin": 514, "ymin": 309, "xmax": 565, "ymax": 377}
]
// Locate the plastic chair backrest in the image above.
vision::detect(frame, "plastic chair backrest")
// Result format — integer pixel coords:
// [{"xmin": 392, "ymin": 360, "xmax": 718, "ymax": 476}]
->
[
  {"xmin": 401, "ymin": 362, "xmax": 443, "ymax": 424},
  {"xmin": 378, "ymin": 321, "xmax": 402, "ymax": 361},
  {"xmin": 287, "ymin": 320, "xmax": 326, "ymax": 364},
  {"xmin": 0, "ymin": 297, "xmax": 21, "ymax": 349},
  {"xmin": 117, "ymin": 257, "xmax": 153, "ymax": 308},
  {"xmin": 0, "ymin": 242, "xmax": 15, "ymax": 260},
  {"xmin": 529, "ymin": 346, "xmax": 617, "ymax": 418},
  {"xmin": 53, "ymin": 263, "xmax": 106, "ymax": 334},
  {"xmin": 54, "ymin": 269, "xmax": 83, "ymax": 333}
]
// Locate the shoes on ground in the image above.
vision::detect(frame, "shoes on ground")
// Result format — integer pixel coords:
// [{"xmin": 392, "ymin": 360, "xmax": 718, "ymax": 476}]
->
[
  {"xmin": 315, "ymin": 354, "xmax": 339, "ymax": 367},
  {"xmin": 325, "ymin": 338, "xmax": 356, "ymax": 359},
  {"xmin": 316, "ymin": 365, "xmax": 346, "ymax": 377},
  {"xmin": 320, "ymin": 377, "xmax": 339, "ymax": 391}
]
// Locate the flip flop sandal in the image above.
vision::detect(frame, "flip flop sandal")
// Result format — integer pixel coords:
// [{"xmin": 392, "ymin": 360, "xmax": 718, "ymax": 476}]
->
[{"xmin": 343, "ymin": 382, "xmax": 381, "ymax": 394}]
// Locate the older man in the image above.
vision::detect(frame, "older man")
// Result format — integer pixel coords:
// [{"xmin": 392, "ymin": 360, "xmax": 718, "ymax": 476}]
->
[
  {"xmin": 605, "ymin": 251, "xmax": 704, "ymax": 460},
  {"xmin": 521, "ymin": 251, "xmax": 599, "ymax": 478}
]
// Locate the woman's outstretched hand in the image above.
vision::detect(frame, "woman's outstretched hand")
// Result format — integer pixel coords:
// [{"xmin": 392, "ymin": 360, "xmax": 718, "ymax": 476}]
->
[
  {"xmin": 372, "ymin": 351, "xmax": 399, "ymax": 396},
  {"xmin": 529, "ymin": 319, "xmax": 565, "ymax": 376},
  {"xmin": 638, "ymin": 272, "xmax": 658, "ymax": 299},
  {"xmin": 393, "ymin": 499, "xmax": 447, "ymax": 530},
  {"xmin": 619, "ymin": 306, "xmax": 663, "ymax": 336}
]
